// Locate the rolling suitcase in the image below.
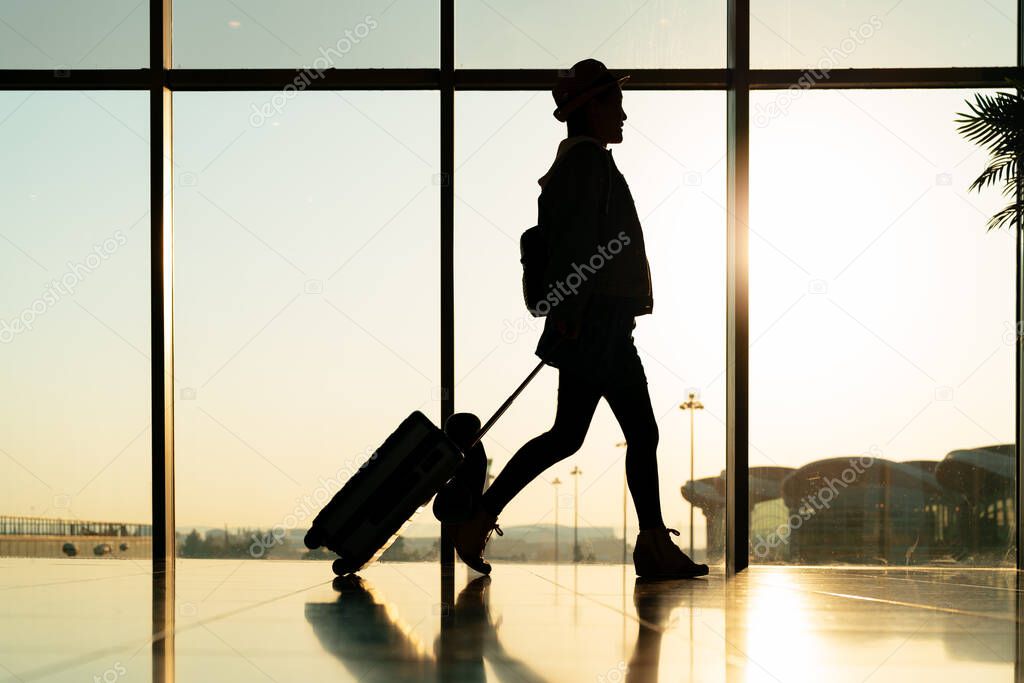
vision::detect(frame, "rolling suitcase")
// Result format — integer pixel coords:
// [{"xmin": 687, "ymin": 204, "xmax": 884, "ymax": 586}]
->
[{"xmin": 304, "ymin": 357, "xmax": 548, "ymax": 576}]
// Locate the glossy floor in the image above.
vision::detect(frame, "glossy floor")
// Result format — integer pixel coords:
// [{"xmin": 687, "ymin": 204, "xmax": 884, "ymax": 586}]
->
[{"xmin": 0, "ymin": 559, "xmax": 1021, "ymax": 682}]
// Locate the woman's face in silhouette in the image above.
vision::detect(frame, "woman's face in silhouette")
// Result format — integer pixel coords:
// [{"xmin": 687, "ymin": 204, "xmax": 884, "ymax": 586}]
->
[{"xmin": 583, "ymin": 87, "xmax": 627, "ymax": 145}]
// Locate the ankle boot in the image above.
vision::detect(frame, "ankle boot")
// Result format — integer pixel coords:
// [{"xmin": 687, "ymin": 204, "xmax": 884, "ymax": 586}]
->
[
  {"xmin": 452, "ymin": 507, "xmax": 503, "ymax": 575},
  {"xmin": 633, "ymin": 528, "xmax": 709, "ymax": 580}
]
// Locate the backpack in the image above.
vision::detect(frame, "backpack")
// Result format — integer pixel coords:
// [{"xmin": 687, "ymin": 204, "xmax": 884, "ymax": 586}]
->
[
  {"xmin": 520, "ymin": 146, "xmax": 612, "ymax": 318},
  {"xmin": 520, "ymin": 224, "xmax": 549, "ymax": 317}
]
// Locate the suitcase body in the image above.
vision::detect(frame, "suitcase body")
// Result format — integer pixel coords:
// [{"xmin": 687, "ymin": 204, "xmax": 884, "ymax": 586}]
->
[{"xmin": 304, "ymin": 410, "xmax": 463, "ymax": 575}]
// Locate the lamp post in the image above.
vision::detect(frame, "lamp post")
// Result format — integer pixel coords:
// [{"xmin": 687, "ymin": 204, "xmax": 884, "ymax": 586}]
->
[
  {"xmin": 679, "ymin": 391, "xmax": 704, "ymax": 559},
  {"xmin": 570, "ymin": 465, "xmax": 583, "ymax": 563},
  {"xmin": 552, "ymin": 477, "xmax": 561, "ymax": 564},
  {"xmin": 616, "ymin": 441, "xmax": 628, "ymax": 565}
]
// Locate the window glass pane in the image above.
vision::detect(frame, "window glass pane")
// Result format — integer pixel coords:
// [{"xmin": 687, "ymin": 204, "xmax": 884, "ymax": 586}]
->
[
  {"xmin": 173, "ymin": 0, "xmax": 438, "ymax": 68},
  {"xmin": 0, "ymin": 91, "xmax": 151, "ymax": 558},
  {"xmin": 457, "ymin": 0, "xmax": 725, "ymax": 68},
  {"xmin": 0, "ymin": 1, "xmax": 147, "ymax": 68},
  {"xmin": 749, "ymin": 89, "xmax": 1015, "ymax": 566},
  {"xmin": 456, "ymin": 91, "xmax": 726, "ymax": 564},
  {"xmin": 173, "ymin": 91, "xmax": 439, "ymax": 557},
  {"xmin": 751, "ymin": 0, "xmax": 1015, "ymax": 68}
]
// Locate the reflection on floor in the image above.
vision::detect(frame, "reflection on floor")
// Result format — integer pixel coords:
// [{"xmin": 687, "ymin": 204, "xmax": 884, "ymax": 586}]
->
[{"xmin": 0, "ymin": 559, "xmax": 1020, "ymax": 682}]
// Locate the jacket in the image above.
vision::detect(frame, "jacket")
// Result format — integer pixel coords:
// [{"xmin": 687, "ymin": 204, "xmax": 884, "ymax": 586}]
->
[{"xmin": 534, "ymin": 135, "xmax": 654, "ymax": 365}]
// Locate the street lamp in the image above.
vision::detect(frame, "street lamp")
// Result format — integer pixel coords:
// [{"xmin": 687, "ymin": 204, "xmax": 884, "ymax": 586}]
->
[
  {"xmin": 616, "ymin": 441, "xmax": 628, "ymax": 565},
  {"xmin": 551, "ymin": 477, "xmax": 561, "ymax": 564},
  {"xmin": 570, "ymin": 465, "xmax": 583, "ymax": 563},
  {"xmin": 679, "ymin": 391, "xmax": 704, "ymax": 559}
]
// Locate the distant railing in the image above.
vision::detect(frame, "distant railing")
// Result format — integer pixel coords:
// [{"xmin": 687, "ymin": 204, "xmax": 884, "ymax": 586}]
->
[{"xmin": 0, "ymin": 515, "xmax": 151, "ymax": 537}]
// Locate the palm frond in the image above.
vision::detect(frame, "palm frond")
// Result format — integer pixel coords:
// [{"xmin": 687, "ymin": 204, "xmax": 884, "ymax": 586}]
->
[
  {"xmin": 1001, "ymin": 176, "xmax": 1019, "ymax": 198},
  {"xmin": 966, "ymin": 152, "xmax": 1018, "ymax": 194},
  {"xmin": 985, "ymin": 202, "xmax": 1020, "ymax": 232},
  {"xmin": 958, "ymin": 79, "xmax": 1024, "ymax": 232},
  {"xmin": 956, "ymin": 85, "xmax": 1024, "ymax": 151}
]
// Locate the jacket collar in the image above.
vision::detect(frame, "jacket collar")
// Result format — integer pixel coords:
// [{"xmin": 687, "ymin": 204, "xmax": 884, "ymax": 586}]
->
[{"xmin": 538, "ymin": 135, "xmax": 608, "ymax": 188}]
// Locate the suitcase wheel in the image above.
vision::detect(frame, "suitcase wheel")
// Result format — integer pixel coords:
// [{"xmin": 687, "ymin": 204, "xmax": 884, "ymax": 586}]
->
[
  {"xmin": 332, "ymin": 558, "xmax": 357, "ymax": 576},
  {"xmin": 303, "ymin": 528, "xmax": 323, "ymax": 550}
]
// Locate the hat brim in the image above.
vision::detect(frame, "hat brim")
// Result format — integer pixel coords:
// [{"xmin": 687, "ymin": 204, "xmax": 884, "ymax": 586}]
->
[{"xmin": 553, "ymin": 75, "xmax": 630, "ymax": 122}]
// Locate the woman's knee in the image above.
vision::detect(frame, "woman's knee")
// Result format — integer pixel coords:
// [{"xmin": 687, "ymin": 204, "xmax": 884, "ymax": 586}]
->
[
  {"xmin": 624, "ymin": 421, "xmax": 659, "ymax": 453},
  {"xmin": 544, "ymin": 424, "xmax": 589, "ymax": 457}
]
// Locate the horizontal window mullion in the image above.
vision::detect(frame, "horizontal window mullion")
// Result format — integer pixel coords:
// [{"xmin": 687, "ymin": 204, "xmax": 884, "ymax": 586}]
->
[
  {"xmin": 749, "ymin": 66, "xmax": 1022, "ymax": 89},
  {"xmin": 0, "ymin": 66, "xmax": 1019, "ymax": 91}
]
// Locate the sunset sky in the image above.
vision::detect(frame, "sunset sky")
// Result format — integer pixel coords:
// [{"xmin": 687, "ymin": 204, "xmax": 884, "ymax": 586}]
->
[{"xmin": 0, "ymin": 1, "xmax": 1016, "ymax": 554}]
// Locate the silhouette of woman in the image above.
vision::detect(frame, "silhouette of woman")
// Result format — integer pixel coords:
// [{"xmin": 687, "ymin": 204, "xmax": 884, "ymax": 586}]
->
[
  {"xmin": 306, "ymin": 575, "xmax": 550, "ymax": 683},
  {"xmin": 453, "ymin": 59, "xmax": 708, "ymax": 580}
]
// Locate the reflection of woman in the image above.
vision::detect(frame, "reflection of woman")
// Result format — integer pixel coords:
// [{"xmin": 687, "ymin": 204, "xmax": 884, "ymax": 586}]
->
[
  {"xmin": 436, "ymin": 576, "xmax": 549, "ymax": 683},
  {"xmin": 305, "ymin": 575, "xmax": 549, "ymax": 683},
  {"xmin": 453, "ymin": 59, "xmax": 709, "ymax": 581},
  {"xmin": 627, "ymin": 580, "xmax": 692, "ymax": 683}
]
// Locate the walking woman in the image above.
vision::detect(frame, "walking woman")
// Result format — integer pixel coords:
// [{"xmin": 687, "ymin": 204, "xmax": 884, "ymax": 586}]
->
[{"xmin": 454, "ymin": 59, "xmax": 708, "ymax": 581}]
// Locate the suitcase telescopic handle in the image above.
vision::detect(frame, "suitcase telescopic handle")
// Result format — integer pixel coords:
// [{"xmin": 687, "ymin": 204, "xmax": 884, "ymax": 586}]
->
[{"xmin": 467, "ymin": 357, "xmax": 547, "ymax": 450}]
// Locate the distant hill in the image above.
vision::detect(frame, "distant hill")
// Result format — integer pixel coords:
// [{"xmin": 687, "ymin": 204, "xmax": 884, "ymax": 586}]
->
[
  {"xmin": 402, "ymin": 523, "xmax": 619, "ymax": 543},
  {"xmin": 175, "ymin": 523, "xmax": 622, "ymax": 544}
]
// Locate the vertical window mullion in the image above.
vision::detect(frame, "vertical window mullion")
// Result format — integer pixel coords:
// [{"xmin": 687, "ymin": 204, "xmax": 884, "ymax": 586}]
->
[
  {"xmin": 151, "ymin": 1, "xmax": 174, "ymax": 681},
  {"xmin": 439, "ymin": 0, "xmax": 457, "ymax": 592},
  {"xmin": 727, "ymin": 0, "xmax": 751, "ymax": 576},
  {"xmin": 1015, "ymin": 0, "xmax": 1024, "ymax": 573}
]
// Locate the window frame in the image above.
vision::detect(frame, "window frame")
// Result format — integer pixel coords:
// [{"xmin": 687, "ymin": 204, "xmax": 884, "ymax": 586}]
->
[{"xmin": 0, "ymin": 0, "xmax": 1020, "ymax": 581}]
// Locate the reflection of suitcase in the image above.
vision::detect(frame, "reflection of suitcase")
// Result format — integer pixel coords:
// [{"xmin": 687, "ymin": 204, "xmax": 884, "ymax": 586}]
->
[{"xmin": 305, "ymin": 357, "xmax": 549, "ymax": 576}]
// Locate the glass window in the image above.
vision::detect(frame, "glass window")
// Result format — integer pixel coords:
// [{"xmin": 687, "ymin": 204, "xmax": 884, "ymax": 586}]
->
[
  {"xmin": 749, "ymin": 89, "xmax": 1015, "ymax": 566},
  {"xmin": 457, "ymin": 0, "xmax": 725, "ymax": 69},
  {"xmin": 455, "ymin": 91, "xmax": 726, "ymax": 563},
  {"xmin": 751, "ymin": 0, "xmax": 1015, "ymax": 68},
  {"xmin": 173, "ymin": 0, "xmax": 438, "ymax": 68},
  {"xmin": 173, "ymin": 91, "xmax": 439, "ymax": 558},
  {"xmin": 0, "ymin": 1, "xmax": 148, "ymax": 69},
  {"xmin": 0, "ymin": 91, "xmax": 151, "ymax": 558}
]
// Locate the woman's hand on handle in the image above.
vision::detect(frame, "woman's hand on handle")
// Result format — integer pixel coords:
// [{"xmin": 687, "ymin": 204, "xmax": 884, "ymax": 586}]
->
[{"xmin": 554, "ymin": 317, "xmax": 581, "ymax": 340}]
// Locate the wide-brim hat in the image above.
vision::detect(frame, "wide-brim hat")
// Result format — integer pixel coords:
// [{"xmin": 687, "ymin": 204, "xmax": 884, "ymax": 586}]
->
[{"xmin": 552, "ymin": 58, "xmax": 630, "ymax": 122}]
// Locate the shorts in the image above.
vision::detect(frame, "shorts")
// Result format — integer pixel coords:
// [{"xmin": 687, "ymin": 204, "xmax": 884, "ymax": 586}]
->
[{"xmin": 536, "ymin": 293, "xmax": 648, "ymax": 389}]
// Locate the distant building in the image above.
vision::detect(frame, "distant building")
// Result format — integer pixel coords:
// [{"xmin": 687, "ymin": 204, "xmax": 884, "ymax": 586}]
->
[
  {"xmin": 0, "ymin": 515, "xmax": 151, "ymax": 559},
  {"xmin": 779, "ymin": 457, "xmax": 949, "ymax": 564},
  {"xmin": 682, "ymin": 445, "xmax": 1015, "ymax": 565},
  {"xmin": 682, "ymin": 466, "xmax": 795, "ymax": 563},
  {"xmin": 935, "ymin": 444, "xmax": 1014, "ymax": 561}
]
